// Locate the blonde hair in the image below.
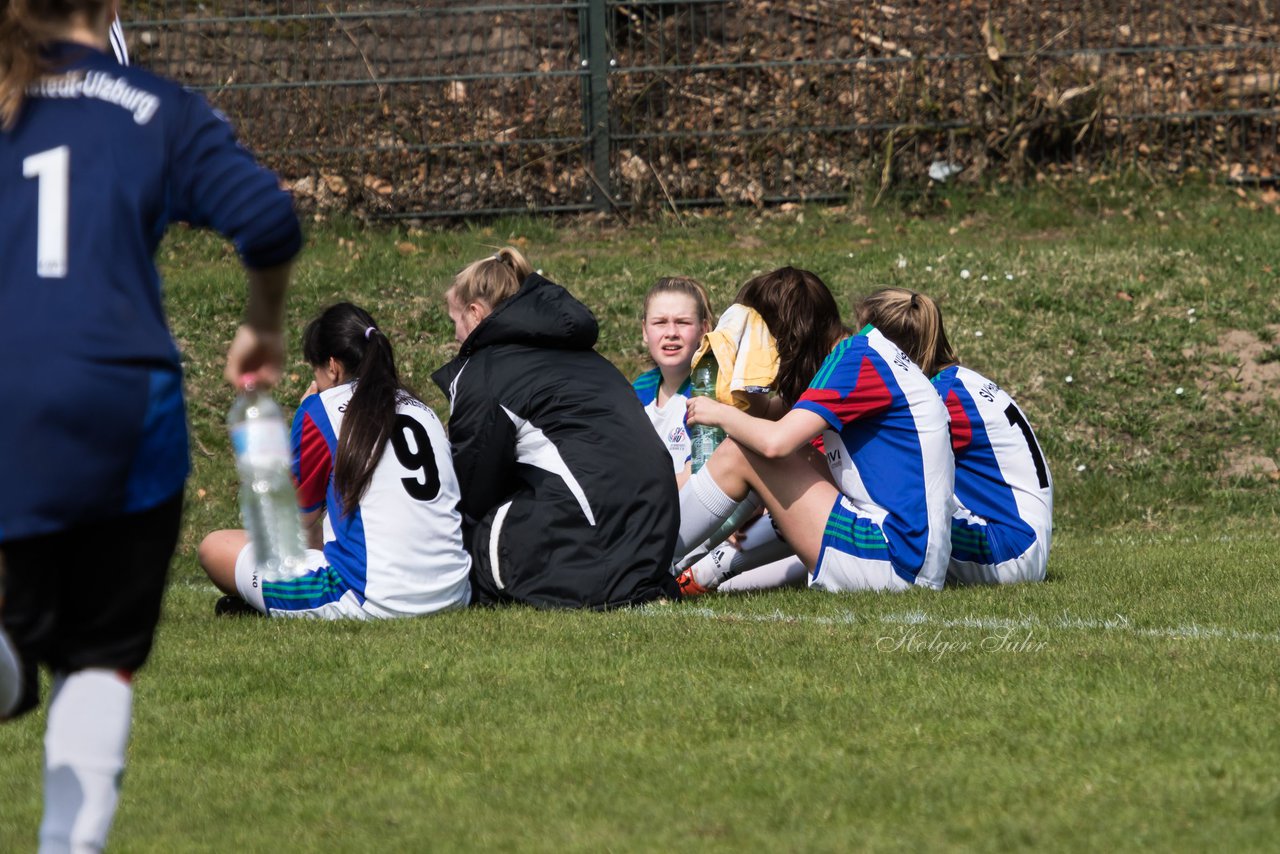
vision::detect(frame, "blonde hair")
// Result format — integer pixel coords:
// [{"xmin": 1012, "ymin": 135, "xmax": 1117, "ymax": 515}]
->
[
  {"xmin": 642, "ymin": 276, "xmax": 714, "ymax": 327},
  {"xmin": 1, "ymin": 0, "xmax": 109, "ymax": 130},
  {"xmin": 854, "ymin": 287, "xmax": 958, "ymax": 377},
  {"xmin": 448, "ymin": 246, "xmax": 534, "ymax": 310}
]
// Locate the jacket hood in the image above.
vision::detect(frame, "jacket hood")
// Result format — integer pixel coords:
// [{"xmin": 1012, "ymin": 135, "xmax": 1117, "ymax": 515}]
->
[{"xmin": 459, "ymin": 273, "xmax": 599, "ymax": 358}]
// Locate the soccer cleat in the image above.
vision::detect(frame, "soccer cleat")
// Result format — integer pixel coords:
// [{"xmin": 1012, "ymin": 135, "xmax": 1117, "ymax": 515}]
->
[
  {"xmin": 676, "ymin": 567, "xmax": 709, "ymax": 597},
  {"xmin": 214, "ymin": 594, "xmax": 262, "ymax": 617}
]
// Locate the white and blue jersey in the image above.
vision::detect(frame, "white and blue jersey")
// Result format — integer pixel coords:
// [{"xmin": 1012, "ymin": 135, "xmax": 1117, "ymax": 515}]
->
[
  {"xmin": 0, "ymin": 43, "xmax": 301, "ymax": 542},
  {"xmin": 264, "ymin": 384, "xmax": 472, "ymax": 618},
  {"xmin": 933, "ymin": 366, "xmax": 1053, "ymax": 584},
  {"xmin": 794, "ymin": 327, "xmax": 954, "ymax": 591},
  {"xmin": 633, "ymin": 367, "xmax": 692, "ymax": 473}
]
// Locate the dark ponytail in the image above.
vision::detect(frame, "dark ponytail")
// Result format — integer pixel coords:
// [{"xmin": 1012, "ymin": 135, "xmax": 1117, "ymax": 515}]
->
[{"xmin": 302, "ymin": 302, "xmax": 404, "ymax": 517}]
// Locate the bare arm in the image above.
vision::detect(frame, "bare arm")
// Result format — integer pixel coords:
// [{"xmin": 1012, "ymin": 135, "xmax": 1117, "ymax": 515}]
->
[
  {"xmin": 224, "ymin": 262, "xmax": 293, "ymax": 388},
  {"xmin": 686, "ymin": 396, "xmax": 828, "ymax": 459}
]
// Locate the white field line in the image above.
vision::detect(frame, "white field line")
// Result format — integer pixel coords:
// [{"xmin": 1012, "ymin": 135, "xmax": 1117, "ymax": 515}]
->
[
  {"xmin": 179, "ymin": 574, "xmax": 1280, "ymax": 644},
  {"xmin": 648, "ymin": 605, "xmax": 1280, "ymax": 644}
]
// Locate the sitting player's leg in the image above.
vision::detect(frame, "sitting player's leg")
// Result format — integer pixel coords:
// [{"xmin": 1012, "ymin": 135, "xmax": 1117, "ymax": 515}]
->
[
  {"xmin": 809, "ymin": 494, "xmax": 915, "ymax": 592},
  {"xmin": 678, "ymin": 512, "xmax": 794, "ymax": 595},
  {"xmin": 718, "ymin": 556, "xmax": 808, "ymax": 593},
  {"xmin": 198, "ymin": 529, "xmax": 249, "ymax": 595},
  {"xmin": 948, "ymin": 507, "xmax": 1047, "ymax": 585},
  {"xmin": 676, "ymin": 437, "xmax": 835, "ymax": 570},
  {"xmin": 221, "ymin": 534, "xmax": 367, "ymax": 619},
  {"xmin": 674, "ymin": 496, "xmax": 762, "ymax": 572}
]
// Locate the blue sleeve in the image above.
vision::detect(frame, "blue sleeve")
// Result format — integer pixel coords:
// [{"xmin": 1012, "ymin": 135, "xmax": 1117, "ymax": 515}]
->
[{"xmin": 168, "ymin": 92, "xmax": 303, "ymax": 269}]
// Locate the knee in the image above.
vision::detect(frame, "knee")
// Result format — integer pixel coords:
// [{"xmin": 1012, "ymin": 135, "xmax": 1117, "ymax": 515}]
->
[
  {"xmin": 708, "ymin": 437, "xmax": 749, "ymax": 477},
  {"xmin": 196, "ymin": 531, "xmax": 222, "ymax": 575},
  {"xmin": 197, "ymin": 530, "xmax": 243, "ymax": 593}
]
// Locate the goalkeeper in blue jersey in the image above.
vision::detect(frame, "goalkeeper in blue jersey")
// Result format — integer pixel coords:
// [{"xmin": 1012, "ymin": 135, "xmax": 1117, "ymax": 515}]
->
[
  {"xmin": 859, "ymin": 288, "xmax": 1053, "ymax": 585},
  {"xmin": 0, "ymin": 1, "xmax": 302, "ymax": 850}
]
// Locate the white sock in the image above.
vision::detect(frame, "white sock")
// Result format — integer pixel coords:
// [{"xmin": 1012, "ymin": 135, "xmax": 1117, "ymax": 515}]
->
[
  {"xmin": 719, "ymin": 556, "xmax": 809, "ymax": 593},
  {"xmin": 676, "ymin": 493, "xmax": 764, "ymax": 569},
  {"xmin": 705, "ymin": 494, "xmax": 763, "ymax": 552},
  {"xmin": 675, "ymin": 468, "xmax": 741, "ymax": 559},
  {"xmin": 39, "ymin": 669, "xmax": 133, "ymax": 854},
  {"xmin": 688, "ymin": 513, "xmax": 792, "ymax": 590},
  {"xmin": 0, "ymin": 627, "xmax": 20, "ymax": 717}
]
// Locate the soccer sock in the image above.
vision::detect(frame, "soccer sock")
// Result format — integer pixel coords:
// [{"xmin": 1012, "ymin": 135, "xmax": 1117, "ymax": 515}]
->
[
  {"xmin": 705, "ymin": 494, "xmax": 763, "ymax": 552},
  {"xmin": 688, "ymin": 512, "xmax": 792, "ymax": 590},
  {"xmin": 736, "ymin": 511, "xmax": 788, "ymax": 556},
  {"xmin": 719, "ymin": 556, "xmax": 809, "ymax": 593},
  {"xmin": 0, "ymin": 627, "xmax": 20, "ymax": 718},
  {"xmin": 675, "ymin": 493, "xmax": 764, "ymax": 568},
  {"xmin": 40, "ymin": 669, "xmax": 133, "ymax": 854},
  {"xmin": 675, "ymin": 467, "xmax": 742, "ymax": 559}
]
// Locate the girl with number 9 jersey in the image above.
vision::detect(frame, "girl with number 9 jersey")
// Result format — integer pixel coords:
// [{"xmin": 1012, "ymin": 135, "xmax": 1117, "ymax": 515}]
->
[
  {"xmin": 199, "ymin": 303, "xmax": 472, "ymax": 617},
  {"xmin": 859, "ymin": 288, "xmax": 1053, "ymax": 584}
]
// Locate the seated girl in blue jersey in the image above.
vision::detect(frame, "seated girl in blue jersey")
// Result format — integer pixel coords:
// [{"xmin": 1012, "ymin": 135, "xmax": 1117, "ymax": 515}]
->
[
  {"xmin": 680, "ymin": 271, "xmax": 956, "ymax": 593},
  {"xmin": 432, "ymin": 247, "xmax": 680, "ymax": 609},
  {"xmin": 859, "ymin": 288, "xmax": 1053, "ymax": 584},
  {"xmin": 632, "ymin": 276, "xmax": 715, "ymax": 489},
  {"xmin": 674, "ymin": 267, "xmax": 849, "ymax": 595},
  {"xmin": 199, "ymin": 303, "xmax": 472, "ymax": 618}
]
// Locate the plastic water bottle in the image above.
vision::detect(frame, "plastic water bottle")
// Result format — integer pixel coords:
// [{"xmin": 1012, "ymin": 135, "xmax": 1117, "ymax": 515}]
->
[
  {"xmin": 689, "ymin": 352, "xmax": 725, "ymax": 473},
  {"xmin": 228, "ymin": 383, "xmax": 306, "ymax": 582}
]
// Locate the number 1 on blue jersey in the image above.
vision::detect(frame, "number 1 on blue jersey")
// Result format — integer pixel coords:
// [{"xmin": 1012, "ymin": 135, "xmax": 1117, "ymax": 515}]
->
[{"xmin": 22, "ymin": 145, "xmax": 70, "ymax": 279}]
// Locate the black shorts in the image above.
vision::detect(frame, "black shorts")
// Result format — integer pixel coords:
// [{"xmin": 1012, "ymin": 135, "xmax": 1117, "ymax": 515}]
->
[{"xmin": 0, "ymin": 494, "xmax": 182, "ymax": 718}]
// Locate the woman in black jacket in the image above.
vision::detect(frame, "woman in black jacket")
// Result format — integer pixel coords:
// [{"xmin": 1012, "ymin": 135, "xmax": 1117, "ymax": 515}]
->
[{"xmin": 432, "ymin": 248, "xmax": 680, "ymax": 608}]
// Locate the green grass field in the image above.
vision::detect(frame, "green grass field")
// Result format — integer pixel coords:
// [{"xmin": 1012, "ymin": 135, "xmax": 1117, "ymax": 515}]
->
[{"xmin": 3, "ymin": 179, "xmax": 1280, "ymax": 851}]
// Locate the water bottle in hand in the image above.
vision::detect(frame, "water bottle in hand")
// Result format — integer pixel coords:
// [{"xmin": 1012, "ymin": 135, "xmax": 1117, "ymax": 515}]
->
[
  {"xmin": 228, "ymin": 383, "xmax": 306, "ymax": 581},
  {"xmin": 689, "ymin": 352, "xmax": 726, "ymax": 473}
]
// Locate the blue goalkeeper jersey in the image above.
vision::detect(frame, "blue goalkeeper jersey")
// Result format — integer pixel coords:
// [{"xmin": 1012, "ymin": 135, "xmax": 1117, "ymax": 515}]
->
[{"xmin": 0, "ymin": 42, "xmax": 302, "ymax": 541}]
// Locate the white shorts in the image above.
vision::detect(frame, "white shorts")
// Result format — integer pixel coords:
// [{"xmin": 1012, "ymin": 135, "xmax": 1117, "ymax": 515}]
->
[
  {"xmin": 234, "ymin": 543, "xmax": 372, "ymax": 620},
  {"xmin": 947, "ymin": 505, "xmax": 1049, "ymax": 585},
  {"xmin": 948, "ymin": 533, "xmax": 1049, "ymax": 585},
  {"xmin": 809, "ymin": 495, "xmax": 919, "ymax": 594}
]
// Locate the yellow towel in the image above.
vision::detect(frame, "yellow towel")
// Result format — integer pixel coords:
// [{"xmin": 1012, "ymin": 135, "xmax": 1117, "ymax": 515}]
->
[{"xmin": 690, "ymin": 304, "xmax": 779, "ymax": 410}]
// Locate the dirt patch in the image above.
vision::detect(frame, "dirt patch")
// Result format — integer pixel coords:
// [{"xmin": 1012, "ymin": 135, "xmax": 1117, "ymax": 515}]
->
[
  {"xmin": 1200, "ymin": 324, "xmax": 1280, "ymax": 479},
  {"xmin": 1207, "ymin": 325, "xmax": 1280, "ymax": 411},
  {"xmin": 1223, "ymin": 453, "xmax": 1280, "ymax": 479}
]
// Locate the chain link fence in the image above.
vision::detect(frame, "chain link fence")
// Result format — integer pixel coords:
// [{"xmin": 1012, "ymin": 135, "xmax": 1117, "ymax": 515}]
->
[{"xmin": 125, "ymin": 1, "xmax": 1280, "ymax": 218}]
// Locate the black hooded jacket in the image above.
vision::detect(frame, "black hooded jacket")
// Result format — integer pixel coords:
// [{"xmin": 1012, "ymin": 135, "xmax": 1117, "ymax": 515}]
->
[{"xmin": 432, "ymin": 273, "xmax": 680, "ymax": 608}]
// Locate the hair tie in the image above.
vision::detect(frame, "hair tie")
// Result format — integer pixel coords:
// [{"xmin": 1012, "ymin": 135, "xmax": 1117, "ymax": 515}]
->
[
  {"xmin": 492, "ymin": 252, "xmax": 503, "ymax": 262},
  {"xmin": 364, "ymin": 326, "xmax": 377, "ymax": 339}
]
